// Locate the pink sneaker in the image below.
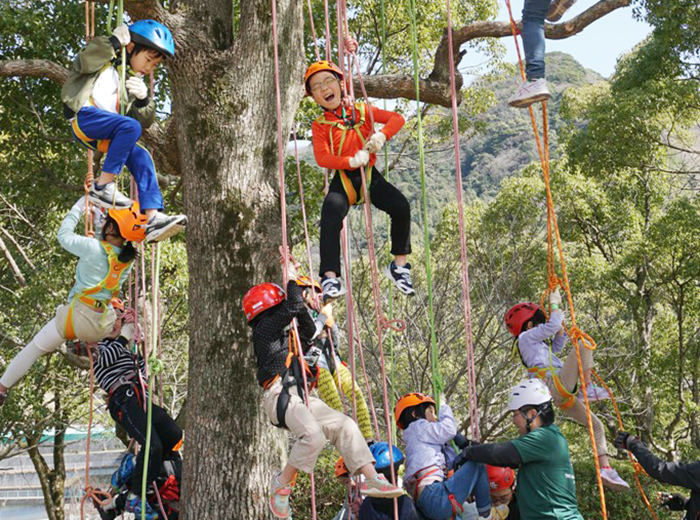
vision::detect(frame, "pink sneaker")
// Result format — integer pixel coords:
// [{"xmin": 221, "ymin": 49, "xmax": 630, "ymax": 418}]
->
[
  {"xmin": 579, "ymin": 382, "xmax": 610, "ymax": 402},
  {"xmin": 600, "ymin": 466, "xmax": 630, "ymax": 492},
  {"xmin": 359, "ymin": 474, "xmax": 404, "ymax": 498},
  {"xmin": 269, "ymin": 472, "xmax": 293, "ymax": 518}
]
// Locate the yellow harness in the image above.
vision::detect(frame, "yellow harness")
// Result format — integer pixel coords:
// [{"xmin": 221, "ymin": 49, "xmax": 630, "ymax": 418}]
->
[
  {"xmin": 315, "ymin": 102, "xmax": 369, "ymax": 206},
  {"xmin": 514, "ymin": 338, "xmax": 578, "ymax": 410},
  {"xmin": 64, "ymin": 241, "xmax": 131, "ymax": 340}
]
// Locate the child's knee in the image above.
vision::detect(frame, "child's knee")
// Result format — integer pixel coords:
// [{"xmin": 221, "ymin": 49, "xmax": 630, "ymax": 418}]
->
[
  {"xmin": 322, "ymin": 193, "xmax": 348, "ymax": 217},
  {"xmin": 305, "ymin": 427, "xmax": 326, "ymax": 453},
  {"xmin": 120, "ymin": 117, "xmax": 142, "ymax": 139}
]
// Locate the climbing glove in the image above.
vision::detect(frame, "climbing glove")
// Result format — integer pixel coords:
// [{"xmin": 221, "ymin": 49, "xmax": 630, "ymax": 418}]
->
[
  {"xmin": 126, "ymin": 76, "xmax": 149, "ymax": 100},
  {"xmin": 658, "ymin": 492, "xmax": 688, "ymax": 511},
  {"xmin": 112, "ymin": 24, "xmax": 131, "ymax": 47},
  {"xmin": 549, "ymin": 288, "xmax": 562, "ymax": 306},
  {"xmin": 613, "ymin": 431, "xmax": 639, "ymax": 451},
  {"xmin": 364, "ymin": 132, "xmax": 386, "ymax": 154},
  {"xmin": 348, "ymin": 149, "xmax": 370, "ymax": 169}
]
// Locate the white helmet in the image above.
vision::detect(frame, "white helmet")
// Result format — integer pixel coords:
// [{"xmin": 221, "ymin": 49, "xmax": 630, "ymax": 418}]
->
[{"xmin": 507, "ymin": 379, "xmax": 552, "ymax": 411}]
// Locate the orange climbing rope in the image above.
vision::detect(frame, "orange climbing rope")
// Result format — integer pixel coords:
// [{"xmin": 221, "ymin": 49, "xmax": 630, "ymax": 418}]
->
[{"xmin": 502, "ymin": 1, "xmax": 608, "ymax": 517}]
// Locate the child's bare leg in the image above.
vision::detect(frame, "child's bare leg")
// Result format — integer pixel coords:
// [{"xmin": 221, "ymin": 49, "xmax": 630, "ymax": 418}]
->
[
  {"xmin": 97, "ymin": 172, "xmax": 117, "ymax": 185},
  {"xmin": 279, "ymin": 464, "xmax": 298, "ymax": 485},
  {"xmin": 394, "ymin": 255, "xmax": 407, "ymax": 267},
  {"xmin": 144, "ymin": 209, "xmax": 158, "ymax": 221},
  {"xmin": 599, "ymin": 454, "xmax": 610, "ymax": 467},
  {"xmin": 358, "ymin": 463, "xmax": 378, "ymax": 480},
  {"xmin": 584, "ymin": 368, "xmax": 592, "ymax": 387},
  {"xmin": 324, "ymin": 271, "xmax": 339, "ymax": 279}
]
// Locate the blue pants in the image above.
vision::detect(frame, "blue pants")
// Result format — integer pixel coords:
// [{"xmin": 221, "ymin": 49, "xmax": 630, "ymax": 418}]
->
[
  {"xmin": 416, "ymin": 462, "xmax": 491, "ymax": 520},
  {"xmin": 522, "ymin": 0, "xmax": 552, "ymax": 80},
  {"xmin": 72, "ymin": 107, "xmax": 164, "ymax": 211}
]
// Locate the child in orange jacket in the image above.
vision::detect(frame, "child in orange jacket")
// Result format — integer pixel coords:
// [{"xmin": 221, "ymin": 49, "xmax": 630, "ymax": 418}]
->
[{"xmin": 305, "ymin": 61, "xmax": 414, "ymax": 301}]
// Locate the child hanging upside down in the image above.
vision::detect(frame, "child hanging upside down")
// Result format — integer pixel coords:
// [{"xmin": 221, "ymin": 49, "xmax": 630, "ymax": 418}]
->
[
  {"xmin": 242, "ymin": 250, "xmax": 403, "ymax": 519},
  {"xmin": 504, "ymin": 288, "xmax": 629, "ymax": 491},
  {"xmin": 295, "ymin": 278, "xmax": 374, "ymax": 443},
  {"xmin": 61, "ymin": 20, "xmax": 186, "ymax": 242},
  {"xmin": 395, "ymin": 392, "xmax": 491, "ymax": 519},
  {"xmin": 305, "ymin": 60, "xmax": 414, "ymax": 300},
  {"xmin": 0, "ymin": 198, "xmax": 143, "ymax": 406},
  {"xmin": 93, "ymin": 301, "xmax": 183, "ymax": 520}
]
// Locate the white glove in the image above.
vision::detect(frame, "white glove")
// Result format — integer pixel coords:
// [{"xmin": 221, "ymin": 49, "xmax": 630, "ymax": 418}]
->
[
  {"xmin": 92, "ymin": 207, "xmax": 106, "ymax": 235},
  {"xmin": 126, "ymin": 76, "xmax": 148, "ymax": 100},
  {"xmin": 72, "ymin": 195, "xmax": 87, "ymax": 214},
  {"xmin": 550, "ymin": 288, "xmax": 562, "ymax": 306},
  {"xmin": 112, "ymin": 24, "xmax": 131, "ymax": 47},
  {"xmin": 348, "ymin": 149, "xmax": 370, "ymax": 169},
  {"xmin": 363, "ymin": 132, "xmax": 386, "ymax": 154}
]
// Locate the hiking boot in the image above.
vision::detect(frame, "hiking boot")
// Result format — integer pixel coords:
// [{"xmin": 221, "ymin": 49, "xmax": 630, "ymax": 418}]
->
[
  {"xmin": 508, "ymin": 78, "xmax": 551, "ymax": 108},
  {"xmin": 359, "ymin": 474, "xmax": 404, "ymax": 498},
  {"xmin": 111, "ymin": 453, "xmax": 136, "ymax": 491},
  {"xmin": 145, "ymin": 212, "xmax": 187, "ymax": 243},
  {"xmin": 578, "ymin": 382, "xmax": 610, "ymax": 402},
  {"xmin": 600, "ymin": 466, "xmax": 630, "ymax": 492},
  {"xmin": 89, "ymin": 181, "xmax": 133, "ymax": 209},
  {"xmin": 124, "ymin": 492, "xmax": 159, "ymax": 520},
  {"xmin": 546, "ymin": 0, "xmax": 577, "ymax": 22},
  {"xmin": 321, "ymin": 276, "xmax": 346, "ymax": 301},
  {"xmin": 384, "ymin": 261, "xmax": 415, "ymax": 296},
  {"xmin": 269, "ymin": 472, "xmax": 293, "ymax": 519}
]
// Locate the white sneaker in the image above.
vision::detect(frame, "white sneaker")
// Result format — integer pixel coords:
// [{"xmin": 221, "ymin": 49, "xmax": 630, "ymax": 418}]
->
[
  {"xmin": 508, "ymin": 78, "xmax": 551, "ymax": 108},
  {"xmin": 578, "ymin": 382, "xmax": 610, "ymax": 402},
  {"xmin": 546, "ymin": 0, "xmax": 578, "ymax": 22},
  {"xmin": 384, "ymin": 261, "xmax": 415, "ymax": 296},
  {"xmin": 321, "ymin": 276, "xmax": 346, "ymax": 301},
  {"xmin": 145, "ymin": 212, "xmax": 187, "ymax": 243},
  {"xmin": 89, "ymin": 181, "xmax": 133, "ymax": 209},
  {"xmin": 600, "ymin": 466, "xmax": 630, "ymax": 492}
]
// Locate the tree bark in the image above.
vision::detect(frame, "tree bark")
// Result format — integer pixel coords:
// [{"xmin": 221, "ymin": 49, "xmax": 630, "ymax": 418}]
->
[{"xmin": 170, "ymin": 0, "xmax": 303, "ymax": 517}]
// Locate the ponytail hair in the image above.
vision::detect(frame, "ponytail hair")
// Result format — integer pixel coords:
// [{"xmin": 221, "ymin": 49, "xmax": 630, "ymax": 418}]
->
[{"xmin": 102, "ymin": 216, "xmax": 138, "ymax": 263}]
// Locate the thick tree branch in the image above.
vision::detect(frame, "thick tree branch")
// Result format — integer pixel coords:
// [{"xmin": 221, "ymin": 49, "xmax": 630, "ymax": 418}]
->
[
  {"xmin": 0, "ymin": 60, "xmax": 69, "ymax": 85},
  {"xmin": 364, "ymin": 0, "xmax": 632, "ymax": 107}
]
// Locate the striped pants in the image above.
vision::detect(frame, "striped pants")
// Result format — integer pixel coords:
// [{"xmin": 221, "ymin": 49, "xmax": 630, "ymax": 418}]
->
[{"xmin": 316, "ymin": 363, "xmax": 373, "ymax": 441}]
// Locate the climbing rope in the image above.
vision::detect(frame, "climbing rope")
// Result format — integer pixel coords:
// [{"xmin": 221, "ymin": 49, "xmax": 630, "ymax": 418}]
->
[
  {"xmin": 444, "ymin": 0, "xmax": 480, "ymax": 440},
  {"xmin": 502, "ymin": 1, "xmax": 619, "ymax": 516},
  {"xmin": 83, "ymin": 0, "xmax": 95, "ymax": 238}
]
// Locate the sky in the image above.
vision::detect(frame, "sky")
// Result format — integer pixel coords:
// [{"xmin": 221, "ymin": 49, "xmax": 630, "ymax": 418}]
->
[{"xmin": 461, "ymin": 0, "xmax": 653, "ymax": 80}]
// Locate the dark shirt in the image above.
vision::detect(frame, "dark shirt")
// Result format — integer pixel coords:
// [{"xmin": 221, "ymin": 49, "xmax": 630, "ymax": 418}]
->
[
  {"xmin": 359, "ymin": 496, "xmax": 422, "ymax": 520},
  {"xmin": 629, "ymin": 439, "xmax": 700, "ymax": 520},
  {"xmin": 252, "ymin": 280, "xmax": 316, "ymax": 386}
]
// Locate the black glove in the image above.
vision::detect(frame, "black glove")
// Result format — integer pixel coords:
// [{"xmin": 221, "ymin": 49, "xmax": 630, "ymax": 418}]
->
[
  {"xmin": 659, "ymin": 492, "xmax": 687, "ymax": 511},
  {"xmin": 453, "ymin": 433, "xmax": 472, "ymax": 450},
  {"xmin": 614, "ymin": 431, "xmax": 637, "ymax": 451},
  {"xmin": 451, "ymin": 447, "xmax": 473, "ymax": 471}
]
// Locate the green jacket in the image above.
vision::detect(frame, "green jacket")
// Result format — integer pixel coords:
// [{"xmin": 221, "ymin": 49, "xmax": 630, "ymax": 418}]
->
[{"xmin": 61, "ymin": 35, "xmax": 155, "ymax": 128}]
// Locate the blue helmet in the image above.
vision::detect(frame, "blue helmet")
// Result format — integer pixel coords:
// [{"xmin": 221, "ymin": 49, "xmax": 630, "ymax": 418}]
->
[
  {"xmin": 129, "ymin": 20, "xmax": 175, "ymax": 58},
  {"xmin": 370, "ymin": 442, "xmax": 404, "ymax": 471}
]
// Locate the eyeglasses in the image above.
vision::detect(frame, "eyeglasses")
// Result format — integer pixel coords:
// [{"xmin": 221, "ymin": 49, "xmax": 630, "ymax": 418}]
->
[{"xmin": 310, "ymin": 77, "xmax": 338, "ymax": 93}]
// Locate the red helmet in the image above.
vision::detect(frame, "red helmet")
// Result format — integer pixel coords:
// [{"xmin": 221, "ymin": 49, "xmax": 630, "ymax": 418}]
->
[
  {"xmin": 334, "ymin": 457, "xmax": 349, "ymax": 478},
  {"xmin": 504, "ymin": 303, "xmax": 540, "ymax": 337},
  {"xmin": 486, "ymin": 465, "xmax": 515, "ymax": 491},
  {"xmin": 394, "ymin": 392, "xmax": 436, "ymax": 429},
  {"xmin": 242, "ymin": 283, "xmax": 285, "ymax": 322}
]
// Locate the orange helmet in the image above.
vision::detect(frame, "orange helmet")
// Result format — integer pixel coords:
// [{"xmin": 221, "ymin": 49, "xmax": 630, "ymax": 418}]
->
[
  {"xmin": 107, "ymin": 202, "xmax": 147, "ymax": 243},
  {"xmin": 394, "ymin": 392, "xmax": 435, "ymax": 429},
  {"xmin": 296, "ymin": 275, "xmax": 322, "ymax": 293},
  {"xmin": 110, "ymin": 298, "xmax": 125, "ymax": 311},
  {"xmin": 334, "ymin": 457, "xmax": 349, "ymax": 478},
  {"xmin": 304, "ymin": 60, "xmax": 343, "ymax": 95}
]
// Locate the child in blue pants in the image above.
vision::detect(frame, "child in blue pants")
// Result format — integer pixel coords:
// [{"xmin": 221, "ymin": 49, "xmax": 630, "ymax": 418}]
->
[
  {"xmin": 395, "ymin": 393, "xmax": 491, "ymax": 519},
  {"xmin": 61, "ymin": 20, "xmax": 186, "ymax": 242},
  {"xmin": 508, "ymin": 0, "xmax": 577, "ymax": 108}
]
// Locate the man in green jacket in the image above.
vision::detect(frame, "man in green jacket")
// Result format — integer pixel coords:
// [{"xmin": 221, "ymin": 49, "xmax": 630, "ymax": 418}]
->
[{"xmin": 61, "ymin": 20, "xmax": 186, "ymax": 242}]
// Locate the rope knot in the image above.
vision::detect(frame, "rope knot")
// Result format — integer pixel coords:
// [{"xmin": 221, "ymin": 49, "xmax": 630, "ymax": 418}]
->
[
  {"xmin": 148, "ymin": 356, "xmax": 164, "ymax": 375},
  {"xmin": 568, "ymin": 326, "xmax": 597, "ymax": 351},
  {"xmin": 379, "ymin": 316, "xmax": 407, "ymax": 333},
  {"xmin": 344, "ymin": 36, "xmax": 358, "ymax": 54}
]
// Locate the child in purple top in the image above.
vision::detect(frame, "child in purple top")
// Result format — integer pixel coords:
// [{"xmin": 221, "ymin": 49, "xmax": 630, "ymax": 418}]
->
[
  {"xmin": 395, "ymin": 393, "xmax": 490, "ymax": 519},
  {"xmin": 504, "ymin": 288, "xmax": 629, "ymax": 492}
]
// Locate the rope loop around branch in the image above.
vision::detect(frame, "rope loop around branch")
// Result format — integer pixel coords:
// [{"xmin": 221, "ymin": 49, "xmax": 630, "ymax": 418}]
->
[{"xmin": 380, "ymin": 316, "xmax": 407, "ymax": 333}]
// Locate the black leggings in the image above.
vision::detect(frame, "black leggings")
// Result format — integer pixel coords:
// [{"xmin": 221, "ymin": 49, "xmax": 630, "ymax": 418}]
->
[
  {"xmin": 109, "ymin": 385, "xmax": 183, "ymax": 493},
  {"xmin": 319, "ymin": 167, "xmax": 411, "ymax": 276}
]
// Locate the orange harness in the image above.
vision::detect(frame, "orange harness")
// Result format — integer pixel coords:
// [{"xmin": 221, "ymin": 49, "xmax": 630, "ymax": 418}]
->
[
  {"xmin": 314, "ymin": 102, "xmax": 369, "ymax": 206},
  {"xmin": 64, "ymin": 241, "xmax": 131, "ymax": 340}
]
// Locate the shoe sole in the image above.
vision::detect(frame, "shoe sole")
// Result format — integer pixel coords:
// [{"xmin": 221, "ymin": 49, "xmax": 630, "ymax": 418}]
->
[
  {"xmin": 269, "ymin": 499, "xmax": 290, "ymax": 519},
  {"xmin": 383, "ymin": 266, "xmax": 415, "ymax": 296},
  {"xmin": 88, "ymin": 193, "xmax": 133, "ymax": 210},
  {"xmin": 360, "ymin": 487, "xmax": 404, "ymax": 499},
  {"xmin": 601, "ymin": 477, "xmax": 631, "ymax": 492},
  {"xmin": 508, "ymin": 93, "xmax": 551, "ymax": 108},
  {"xmin": 146, "ymin": 218, "xmax": 188, "ymax": 243}
]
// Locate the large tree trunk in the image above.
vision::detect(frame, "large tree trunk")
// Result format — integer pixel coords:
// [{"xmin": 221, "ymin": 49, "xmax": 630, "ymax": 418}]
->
[{"xmin": 176, "ymin": 0, "xmax": 304, "ymax": 517}]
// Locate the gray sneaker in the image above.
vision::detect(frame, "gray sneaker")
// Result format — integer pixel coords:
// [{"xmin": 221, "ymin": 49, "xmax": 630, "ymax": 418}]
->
[
  {"xmin": 546, "ymin": 0, "xmax": 577, "ymax": 22},
  {"xmin": 508, "ymin": 78, "xmax": 551, "ymax": 108},
  {"xmin": 89, "ymin": 181, "xmax": 133, "ymax": 209},
  {"xmin": 145, "ymin": 212, "xmax": 187, "ymax": 242}
]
